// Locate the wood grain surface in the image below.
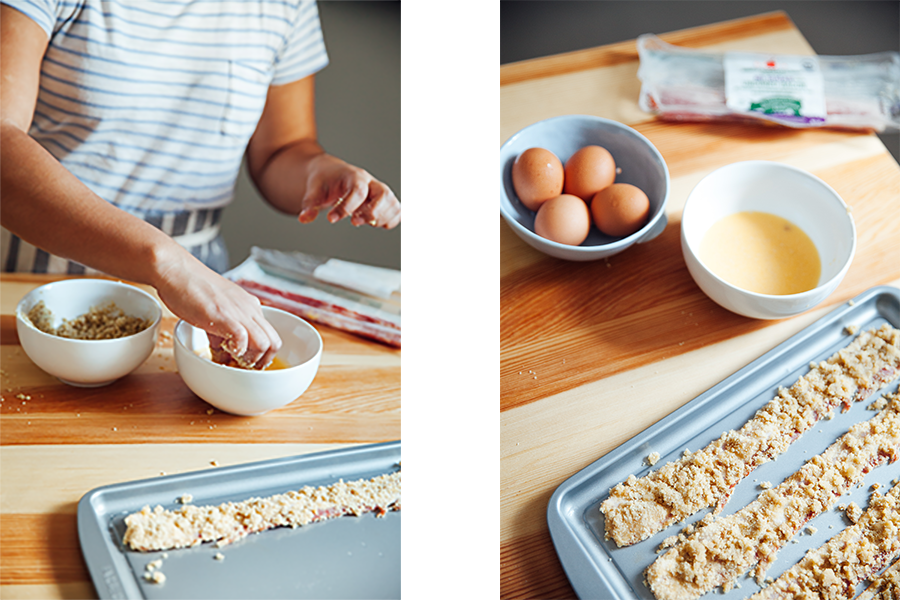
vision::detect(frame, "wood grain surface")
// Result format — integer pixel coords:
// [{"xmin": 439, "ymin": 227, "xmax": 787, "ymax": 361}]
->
[
  {"xmin": 500, "ymin": 12, "xmax": 900, "ymax": 599},
  {"xmin": 0, "ymin": 274, "xmax": 400, "ymax": 599}
]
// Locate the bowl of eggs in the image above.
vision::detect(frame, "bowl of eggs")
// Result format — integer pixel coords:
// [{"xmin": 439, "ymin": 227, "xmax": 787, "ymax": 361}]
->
[
  {"xmin": 500, "ymin": 115, "xmax": 670, "ymax": 261},
  {"xmin": 681, "ymin": 161, "xmax": 856, "ymax": 320}
]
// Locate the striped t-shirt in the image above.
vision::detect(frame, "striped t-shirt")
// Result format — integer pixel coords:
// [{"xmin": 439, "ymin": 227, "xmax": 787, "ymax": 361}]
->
[{"xmin": 1, "ymin": 0, "xmax": 328, "ymax": 273}]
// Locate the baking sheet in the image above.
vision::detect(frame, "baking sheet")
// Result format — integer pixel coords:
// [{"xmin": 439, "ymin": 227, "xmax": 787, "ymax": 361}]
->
[
  {"xmin": 78, "ymin": 441, "xmax": 400, "ymax": 600},
  {"xmin": 548, "ymin": 286, "xmax": 900, "ymax": 599}
]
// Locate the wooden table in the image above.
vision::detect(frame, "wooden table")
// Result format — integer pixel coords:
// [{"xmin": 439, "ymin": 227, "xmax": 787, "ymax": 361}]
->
[
  {"xmin": 0, "ymin": 273, "xmax": 400, "ymax": 599},
  {"xmin": 500, "ymin": 12, "xmax": 900, "ymax": 599}
]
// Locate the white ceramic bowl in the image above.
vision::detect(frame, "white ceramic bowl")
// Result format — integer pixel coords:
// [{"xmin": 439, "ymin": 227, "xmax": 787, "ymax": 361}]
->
[
  {"xmin": 500, "ymin": 114, "xmax": 670, "ymax": 261},
  {"xmin": 173, "ymin": 306, "xmax": 323, "ymax": 416},
  {"xmin": 15, "ymin": 279, "xmax": 162, "ymax": 387},
  {"xmin": 681, "ymin": 161, "xmax": 856, "ymax": 320}
]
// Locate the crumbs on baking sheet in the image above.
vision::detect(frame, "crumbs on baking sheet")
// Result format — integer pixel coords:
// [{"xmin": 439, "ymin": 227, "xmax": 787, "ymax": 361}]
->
[
  {"xmin": 846, "ymin": 501, "xmax": 862, "ymax": 524},
  {"xmin": 869, "ymin": 397, "xmax": 889, "ymax": 411}
]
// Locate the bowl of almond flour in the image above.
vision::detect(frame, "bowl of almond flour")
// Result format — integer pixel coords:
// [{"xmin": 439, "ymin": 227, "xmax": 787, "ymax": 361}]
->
[{"xmin": 15, "ymin": 279, "xmax": 162, "ymax": 387}]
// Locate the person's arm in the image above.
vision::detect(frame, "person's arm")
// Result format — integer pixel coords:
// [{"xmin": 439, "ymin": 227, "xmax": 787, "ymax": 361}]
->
[
  {"xmin": 245, "ymin": 76, "xmax": 401, "ymax": 229},
  {"xmin": 0, "ymin": 6, "xmax": 280, "ymax": 368}
]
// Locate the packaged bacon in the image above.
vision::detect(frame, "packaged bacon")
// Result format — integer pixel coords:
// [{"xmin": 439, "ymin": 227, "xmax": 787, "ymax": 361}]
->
[
  {"xmin": 226, "ymin": 248, "xmax": 400, "ymax": 348},
  {"xmin": 636, "ymin": 34, "xmax": 900, "ymax": 131}
]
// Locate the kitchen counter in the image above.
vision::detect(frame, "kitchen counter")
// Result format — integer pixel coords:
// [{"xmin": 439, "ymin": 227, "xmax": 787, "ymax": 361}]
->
[{"xmin": 0, "ymin": 273, "xmax": 400, "ymax": 599}]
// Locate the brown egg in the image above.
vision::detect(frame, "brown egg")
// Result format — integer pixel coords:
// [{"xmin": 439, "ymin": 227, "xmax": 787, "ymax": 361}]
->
[
  {"xmin": 591, "ymin": 183, "xmax": 650, "ymax": 237},
  {"xmin": 564, "ymin": 145, "xmax": 616, "ymax": 201},
  {"xmin": 534, "ymin": 194, "xmax": 591, "ymax": 246},
  {"xmin": 512, "ymin": 148, "xmax": 564, "ymax": 211}
]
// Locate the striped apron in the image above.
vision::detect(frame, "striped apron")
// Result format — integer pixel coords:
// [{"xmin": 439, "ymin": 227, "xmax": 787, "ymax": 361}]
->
[{"xmin": 1, "ymin": 207, "xmax": 230, "ymax": 276}]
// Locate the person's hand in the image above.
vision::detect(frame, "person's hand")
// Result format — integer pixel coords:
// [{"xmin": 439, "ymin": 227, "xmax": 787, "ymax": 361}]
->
[
  {"xmin": 297, "ymin": 154, "xmax": 401, "ymax": 229},
  {"xmin": 153, "ymin": 249, "xmax": 281, "ymax": 370}
]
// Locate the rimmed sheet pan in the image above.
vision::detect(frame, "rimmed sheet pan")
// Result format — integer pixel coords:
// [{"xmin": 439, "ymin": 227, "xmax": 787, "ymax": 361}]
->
[
  {"xmin": 549, "ymin": 287, "xmax": 900, "ymax": 599},
  {"xmin": 78, "ymin": 441, "xmax": 401, "ymax": 599}
]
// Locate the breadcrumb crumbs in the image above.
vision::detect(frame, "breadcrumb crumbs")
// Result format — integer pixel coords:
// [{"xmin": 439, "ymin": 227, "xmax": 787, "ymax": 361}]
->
[
  {"xmin": 26, "ymin": 300, "xmax": 150, "ymax": 339},
  {"xmin": 870, "ymin": 397, "xmax": 889, "ymax": 411},
  {"xmin": 144, "ymin": 571, "xmax": 165, "ymax": 584},
  {"xmin": 647, "ymin": 452, "xmax": 661, "ymax": 466}
]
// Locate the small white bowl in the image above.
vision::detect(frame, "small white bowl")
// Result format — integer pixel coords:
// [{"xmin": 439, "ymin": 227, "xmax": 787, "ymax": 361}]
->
[
  {"xmin": 500, "ymin": 114, "xmax": 670, "ymax": 261},
  {"xmin": 681, "ymin": 161, "xmax": 856, "ymax": 320},
  {"xmin": 173, "ymin": 306, "xmax": 323, "ymax": 416},
  {"xmin": 15, "ymin": 279, "xmax": 162, "ymax": 387}
]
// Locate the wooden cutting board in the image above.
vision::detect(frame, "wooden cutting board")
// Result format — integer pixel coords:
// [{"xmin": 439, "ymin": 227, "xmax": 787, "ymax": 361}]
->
[
  {"xmin": 0, "ymin": 273, "xmax": 400, "ymax": 599},
  {"xmin": 500, "ymin": 12, "xmax": 900, "ymax": 599}
]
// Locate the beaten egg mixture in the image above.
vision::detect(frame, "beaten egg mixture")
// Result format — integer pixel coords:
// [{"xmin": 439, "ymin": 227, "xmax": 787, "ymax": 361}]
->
[{"xmin": 699, "ymin": 211, "xmax": 821, "ymax": 295}]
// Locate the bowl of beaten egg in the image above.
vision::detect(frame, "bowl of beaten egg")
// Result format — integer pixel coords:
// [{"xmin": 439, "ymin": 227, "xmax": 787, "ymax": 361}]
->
[
  {"xmin": 173, "ymin": 306, "xmax": 323, "ymax": 416},
  {"xmin": 500, "ymin": 115, "xmax": 669, "ymax": 261},
  {"xmin": 681, "ymin": 161, "xmax": 856, "ymax": 320}
]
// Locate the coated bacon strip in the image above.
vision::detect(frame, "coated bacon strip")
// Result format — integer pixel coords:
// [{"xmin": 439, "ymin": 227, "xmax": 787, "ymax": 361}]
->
[
  {"xmin": 601, "ymin": 324, "xmax": 900, "ymax": 547},
  {"xmin": 123, "ymin": 471, "xmax": 401, "ymax": 552},
  {"xmin": 644, "ymin": 394, "xmax": 900, "ymax": 600},
  {"xmin": 747, "ymin": 485, "xmax": 900, "ymax": 600},
  {"xmin": 857, "ymin": 560, "xmax": 900, "ymax": 600}
]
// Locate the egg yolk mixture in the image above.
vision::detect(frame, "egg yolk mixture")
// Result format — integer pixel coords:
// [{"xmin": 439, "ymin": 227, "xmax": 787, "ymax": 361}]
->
[
  {"xmin": 264, "ymin": 356, "xmax": 290, "ymax": 371},
  {"xmin": 196, "ymin": 348, "xmax": 290, "ymax": 370},
  {"xmin": 699, "ymin": 211, "xmax": 821, "ymax": 295}
]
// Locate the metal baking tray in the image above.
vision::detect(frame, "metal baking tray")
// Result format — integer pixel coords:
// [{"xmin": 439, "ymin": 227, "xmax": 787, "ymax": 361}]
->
[
  {"xmin": 548, "ymin": 286, "xmax": 900, "ymax": 599},
  {"xmin": 78, "ymin": 441, "xmax": 400, "ymax": 600}
]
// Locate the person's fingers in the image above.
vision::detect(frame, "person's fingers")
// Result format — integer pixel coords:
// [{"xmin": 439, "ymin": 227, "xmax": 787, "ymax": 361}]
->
[
  {"xmin": 235, "ymin": 318, "xmax": 272, "ymax": 368},
  {"xmin": 298, "ymin": 207, "xmax": 319, "ymax": 224},
  {"xmin": 381, "ymin": 211, "xmax": 401, "ymax": 229},
  {"xmin": 327, "ymin": 176, "xmax": 368, "ymax": 223},
  {"xmin": 205, "ymin": 318, "xmax": 249, "ymax": 364},
  {"xmin": 250, "ymin": 312, "xmax": 282, "ymax": 370},
  {"xmin": 299, "ymin": 172, "xmax": 345, "ymax": 223},
  {"xmin": 350, "ymin": 182, "xmax": 400, "ymax": 229}
]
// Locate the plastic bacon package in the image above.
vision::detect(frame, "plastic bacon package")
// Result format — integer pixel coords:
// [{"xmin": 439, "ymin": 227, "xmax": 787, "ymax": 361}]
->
[{"xmin": 636, "ymin": 34, "xmax": 900, "ymax": 132}]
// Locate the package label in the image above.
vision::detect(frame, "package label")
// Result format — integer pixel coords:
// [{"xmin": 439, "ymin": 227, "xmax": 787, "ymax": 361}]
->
[{"xmin": 723, "ymin": 52, "xmax": 826, "ymax": 125}]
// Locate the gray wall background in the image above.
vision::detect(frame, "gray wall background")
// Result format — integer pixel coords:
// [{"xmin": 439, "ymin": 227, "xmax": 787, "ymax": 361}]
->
[
  {"xmin": 221, "ymin": 1, "xmax": 401, "ymax": 270},
  {"xmin": 501, "ymin": 1, "xmax": 900, "ymax": 164}
]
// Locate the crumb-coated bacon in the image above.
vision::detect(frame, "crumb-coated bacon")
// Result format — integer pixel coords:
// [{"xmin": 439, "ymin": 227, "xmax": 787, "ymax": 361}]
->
[
  {"xmin": 644, "ymin": 394, "xmax": 900, "ymax": 600},
  {"xmin": 601, "ymin": 325, "xmax": 900, "ymax": 548},
  {"xmin": 748, "ymin": 485, "xmax": 900, "ymax": 600},
  {"xmin": 123, "ymin": 471, "xmax": 401, "ymax": 552},
  {"xmin": 857, "ymin": 559, "xmax": 900, "ymax": 600}
]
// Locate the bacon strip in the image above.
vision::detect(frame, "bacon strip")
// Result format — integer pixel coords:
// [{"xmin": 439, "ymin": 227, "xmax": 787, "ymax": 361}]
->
[
  {"xmin": 644, "ymin": 394, "xmax": 900, "ymax": 600},
  {"xmin": 748, "ymin": 486, "xmax": 900, "ymax": 600},
  {"xmin": 601, "ymin": 325, "xmax": 900, "ymax": 548},
  {"xmin": 857, "ymin": 560, "xmax": 900, "ymax": 600},
  {"xmin": 123, "ymin": 471, "xmax": 401, "ymax": 552},
  {"xmin": 236, "ymin": 279, "xmax": 401, "ymax": 348}
]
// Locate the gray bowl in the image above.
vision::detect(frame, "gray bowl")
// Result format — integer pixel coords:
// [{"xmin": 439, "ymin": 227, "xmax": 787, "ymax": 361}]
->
[{"xmin": 500, "ymin": 115, "xmax": 670, "ymax": 261}]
